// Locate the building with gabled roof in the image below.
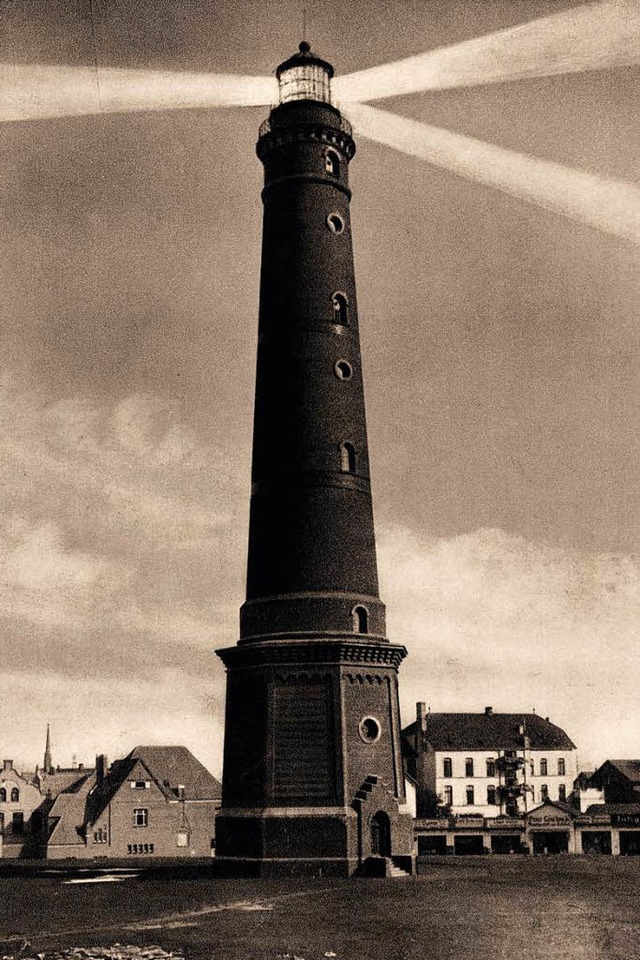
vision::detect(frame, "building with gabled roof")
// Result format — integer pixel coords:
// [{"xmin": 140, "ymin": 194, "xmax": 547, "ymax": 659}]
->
[
  {"xmin": 589, "ymin": 760, "xmax": 640, "ymax": 804},
  {"xmin": 403, "ymin": 704, "xmax": 578, "ymax": 819},
  {"xmin": 45, "ymin": 746, "xmax": 221, "ymax": 860},
  {"xmin": 0, "ymin": 759, "xmax": 45, "ymax": 858}
]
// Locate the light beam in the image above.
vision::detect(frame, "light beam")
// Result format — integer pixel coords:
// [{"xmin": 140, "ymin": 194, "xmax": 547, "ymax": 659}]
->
[
  {"xmin": 348, "ymin": 103, "xmax": 640, "ymax": 245},
  {"xmin": 0, "ymin": 63, "xmax": 276, "ymax": 123},
  {"xmin": 335, "ymin": 0, "xmax": 640, "ymax": 102}
]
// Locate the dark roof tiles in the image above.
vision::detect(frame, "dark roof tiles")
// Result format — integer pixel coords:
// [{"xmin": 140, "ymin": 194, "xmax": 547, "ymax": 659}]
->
[
  {"xmin": 130, "ymin": 746, "xmax": 222, "ymax": 801},
  {"xmin": 584, "ymin": 802, "xmax": 640, "ymax": 817},
  {"xmin": 403, "ymin": 713, "xmax": 575, "ymax": 751},
  {"xmin": 607, "ymin": 760, "xmax": 640, "ymax": 783}
]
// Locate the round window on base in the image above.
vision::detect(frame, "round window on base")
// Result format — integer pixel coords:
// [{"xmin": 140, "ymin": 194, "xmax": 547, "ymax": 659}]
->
[
  {"xmin": 359, "ymin": 716, "xmax": 381, "ymax": 744},
  {"xmin": 327, "ymin": 212, "xmax": 345, "ymax": 234}
]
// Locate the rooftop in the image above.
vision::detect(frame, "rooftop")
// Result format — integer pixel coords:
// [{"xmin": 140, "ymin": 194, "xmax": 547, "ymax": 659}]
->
[
  {"xmin": 605, "ymin": 760, "xmax": 640, "ymax": 783},
  {"xmin": 403, "ymin": 712, "xmax": 575, "ymax": 752}
]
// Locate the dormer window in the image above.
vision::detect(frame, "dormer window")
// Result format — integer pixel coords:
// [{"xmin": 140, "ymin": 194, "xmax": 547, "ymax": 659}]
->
[{"xmin": 130, "ymin": 780, "xmax": 150, "ymax": 790}]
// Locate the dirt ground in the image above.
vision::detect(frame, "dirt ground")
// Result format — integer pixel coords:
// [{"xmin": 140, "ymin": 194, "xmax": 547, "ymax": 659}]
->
[{"xmin": 1, "ymin": 857, "xmax": 639, "ymax": 960}]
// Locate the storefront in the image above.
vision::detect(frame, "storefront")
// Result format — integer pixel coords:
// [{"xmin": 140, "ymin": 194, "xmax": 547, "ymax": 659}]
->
[
  {"xmin": 414, "ymin": 804, "xmax": 640, "ymax": 856},
  {"xmin": 454, "ymin": 834, "xmax": 485, "ymax": 855},
  {"xmin": 525, "ymin": 803, "xmax": 576, "ymax": 854},
  {"xmin": 580, "ymin": 831, "xmax": 612, "ymax": 855},
  {"xmin": 613, "ymin": 813, "xmax": 640, "ymax": 855},
  {"xmin": 491, "ymin": 833, "xmax": 525, "ymax": 854}
]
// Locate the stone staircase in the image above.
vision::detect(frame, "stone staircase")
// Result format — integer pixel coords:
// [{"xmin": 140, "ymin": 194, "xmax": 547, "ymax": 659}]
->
[{"xmin": 388, "ymin": 856, "xmax": 412, "ymax": 878}]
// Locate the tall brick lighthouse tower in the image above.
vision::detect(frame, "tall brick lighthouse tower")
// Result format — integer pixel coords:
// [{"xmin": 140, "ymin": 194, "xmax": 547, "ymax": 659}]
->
[{"xmin": 215, "ymin": 43, "xmax": 414, "ymax": 876}]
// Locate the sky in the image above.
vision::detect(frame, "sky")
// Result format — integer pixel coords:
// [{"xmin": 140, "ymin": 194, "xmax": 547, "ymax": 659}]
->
[{"xmin": 0, "ymin": 0, "xmax": 638, "ymax": 776}]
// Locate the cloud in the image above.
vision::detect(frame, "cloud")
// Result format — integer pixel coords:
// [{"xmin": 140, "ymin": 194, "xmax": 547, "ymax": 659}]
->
[
  {"xmin": 3, "ymin": 369, "xmax": 637, "ymax": 774},
  {"xmin": 0, "ymin": 371, "xmax": 246, "ymax": 769},
  {"xmin": 379, "ymin": 525, "xmax": 640, "ymax": 766},
  {"xmin": 2, "ymin": 518, "xmax": 124, "ymax": 591}
]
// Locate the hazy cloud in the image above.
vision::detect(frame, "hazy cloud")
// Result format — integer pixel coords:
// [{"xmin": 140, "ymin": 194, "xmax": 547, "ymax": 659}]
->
[{"xmin": 380, "ymin": 525, "xmax": 640, "ymax": 766}]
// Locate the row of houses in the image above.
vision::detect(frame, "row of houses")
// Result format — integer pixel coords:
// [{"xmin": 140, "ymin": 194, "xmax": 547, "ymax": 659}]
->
[
  {"xmin": 0, "ymin": 740, "xmax": 221, "ymax": 859},
  {"xmin": 2, "ymin": 711, "xmax": 639, "ymax": 859}
]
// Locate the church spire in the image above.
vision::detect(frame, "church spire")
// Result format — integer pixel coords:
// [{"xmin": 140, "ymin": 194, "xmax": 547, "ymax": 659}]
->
[{"xmin": 43, "ymin": 723, "xmax": 52, "ymax": 774}]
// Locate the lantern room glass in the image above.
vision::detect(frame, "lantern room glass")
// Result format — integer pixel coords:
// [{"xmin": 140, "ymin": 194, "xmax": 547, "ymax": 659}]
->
[{"xmin": 278, "ymin": 64, "xmax": 332, "ymax": 104}]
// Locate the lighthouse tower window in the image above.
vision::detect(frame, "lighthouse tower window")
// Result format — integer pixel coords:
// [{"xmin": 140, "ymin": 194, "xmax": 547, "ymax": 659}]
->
[
  {"xmin": 327, "ymin": 212, "xmax": 344, "ymax": 234},
  {"xmin": 334, "ymin": 360, "xmax": 352, "ymax": 380},
  {"xmin": 358, "ymin": 716, "xmax": 380, "ymax": 743},
  {"xmin": 352, "ymin": 605, "xmax": 369, "ymax": 634},
  {"xmin": 331, "ymin": 293, "xmax": 348, "ymax": 325},
  {"xmin": 340, "ymin": 442, "xmax": 356, "ymax": 473},
  {"xmin": 325, "ymin": 150, "xmax": 340, "ymax": 176}
]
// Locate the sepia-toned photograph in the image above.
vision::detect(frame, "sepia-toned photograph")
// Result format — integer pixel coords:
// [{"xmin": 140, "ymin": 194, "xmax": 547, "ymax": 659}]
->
[{"xmin": 0, "ymin": 1, "xmax": 638, "ymax": 957}]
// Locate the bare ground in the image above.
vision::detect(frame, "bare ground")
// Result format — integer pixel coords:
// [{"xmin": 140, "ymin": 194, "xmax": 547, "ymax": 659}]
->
[{"xmin": 1, "ymin": 857, "xmax": 639, "ymax": 960}]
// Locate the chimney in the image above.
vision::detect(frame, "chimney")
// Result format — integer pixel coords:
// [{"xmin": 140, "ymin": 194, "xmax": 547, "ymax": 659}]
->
[
  {"xmin": 96, "ymin": 754, "xmax": 109, "ymax": 783},
  {"xmin": 417, "ymin": 702, "xmax": 428, "ymax": 734},
  {"xmin": 78, "ymin": 763, "xmax": 84, "ymax": 771},
  {"xmin": 2, "ymin": 760, "xmax": 13, "ymax": 771},
  {"xmin": 485, "ymin": 706, "xmax": 493, "ymax": 716}
]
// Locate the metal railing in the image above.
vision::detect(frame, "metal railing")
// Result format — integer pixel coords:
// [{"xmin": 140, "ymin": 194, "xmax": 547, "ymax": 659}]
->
[{"xmin": 258, "ymin": 113, "xmax": 353, "ymax": 139}]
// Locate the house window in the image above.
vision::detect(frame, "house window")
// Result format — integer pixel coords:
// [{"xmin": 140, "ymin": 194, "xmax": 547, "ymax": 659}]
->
[
  {"xmin": 0, "ymin": 789, "xmax": 6, "ymax": 802},
  {"xmin": 530, "ymin": 760, "xmax": 535, "ymax": 776},
  {"xmin": 331, "ymin": 292, "xmax": 348, "ymax": 325},
  {"xmin": 325, "ymin": 150, "xmax": 340, "ymax": 176},
  {"xmin": 558, "ymin": 784, "xmax": 567, "ymax": 802},
  {"xmin": 10, "ymin": 788, "xmax": 19, "ymax": 803},
  {"xmin": 443, "ymin": 758, "xmax": 452, "ymax": 778},
  {"xmin": 486, "ymin": 759, "xmax": 496, "ymax": 778},
  {"xmin": 93, "ymin": 827, "xmax": 107, "ymax": 844},
  {"xmin": 352, "ymin": 605, "xmax": 368, "ymax": 634},
  {"xmin": 540, "ymin": 758, "xmax": 548, "ymax": 776},
  {"xmin": 133, "ymin": 808, "xmax": 148, "ymax": 828},
  {"xmin": 443, "ymin": 786, "xmax": 453, "ymax": 806},
  {"xmin": 465, "ymin": 758, "xmax": 474, "ymax": 777},
  {"xmin": 12, "ymin": 812, "xmax": 24, "ymax": 835},
  {"xmin": 466, "ymin": 786, "xmax": 475, "ymax": 806},
  {"xmin": 340, "ymin": 441, "xmax": 356, "ymax": 473},
  {"xmin": 541, "ymin": 784, "xmax": 549, "ymax": 801},
  {"xmin": 128, "ymin": 842, "xmax": 154, "ymax": 855},
  {"xmin": 130, "ymin": 780, "xmax": 149, "ymax": 790},
  {"xmin": 558, "ymin": 758, "xmax": 566, "ymax": 776},
  {"xmin": 487, "ymin": 786, "xmax": 497, "ymax": 805},
  {"xmin": 177, "ymin": 832, "xmax": 189, "ymax": 847},
  {"xmin": 530, "ymin": 786, "xmax": 535, "ymax": 803}
]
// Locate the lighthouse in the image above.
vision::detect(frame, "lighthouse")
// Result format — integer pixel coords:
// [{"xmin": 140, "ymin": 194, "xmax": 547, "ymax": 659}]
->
[{"xmin": 215, "ymin": 42, "xmax": 414, "ymax": 876}]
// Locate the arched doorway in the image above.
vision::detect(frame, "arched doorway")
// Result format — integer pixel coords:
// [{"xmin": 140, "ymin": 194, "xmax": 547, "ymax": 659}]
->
[{"xmin": 370, "ymin": 811, "xmax": 391, "ymax": 857}]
